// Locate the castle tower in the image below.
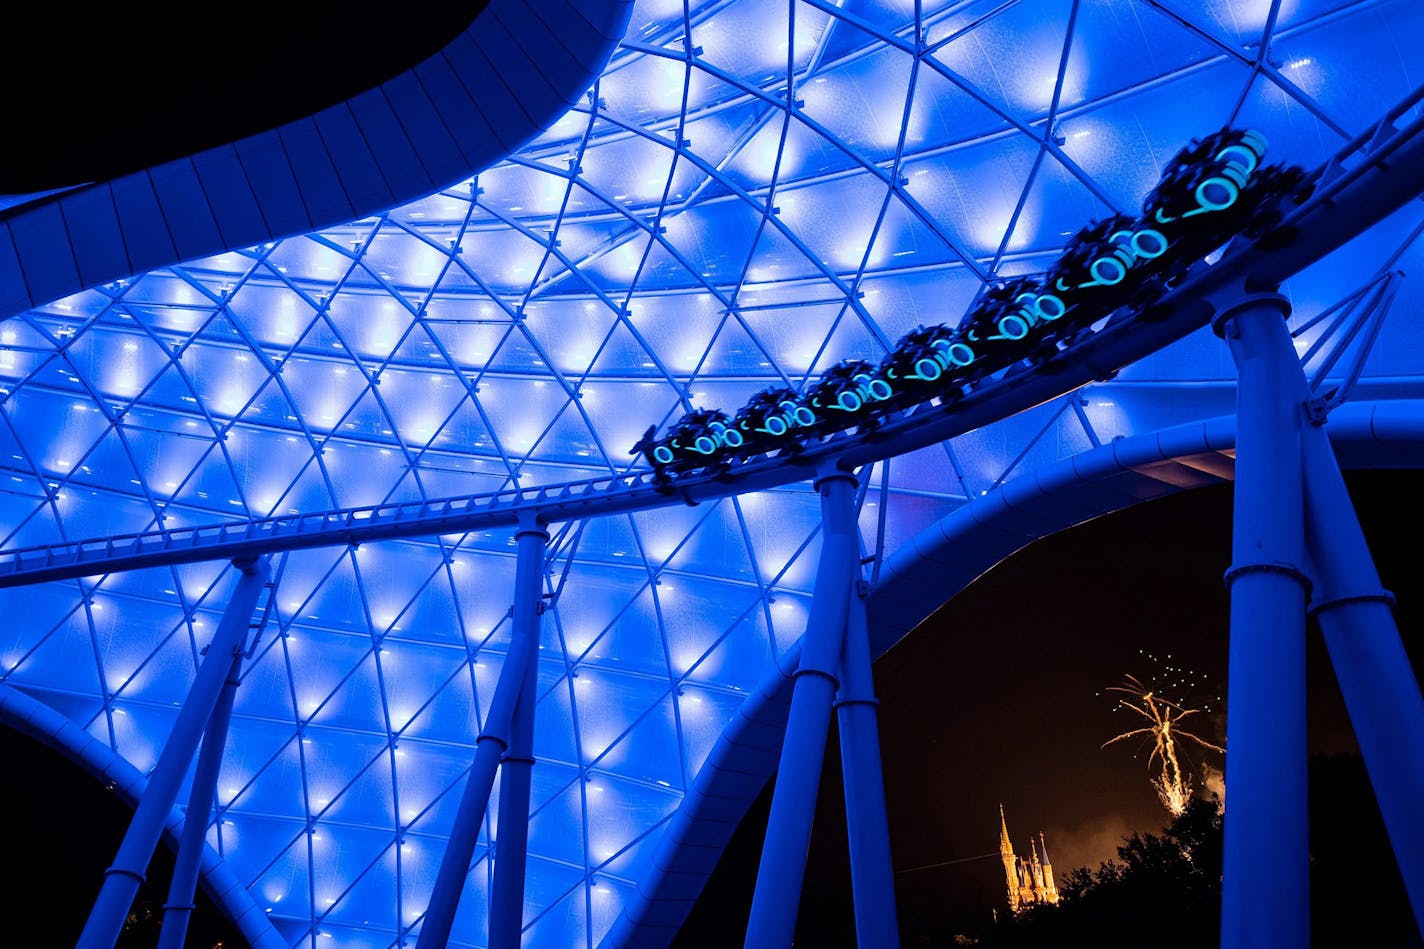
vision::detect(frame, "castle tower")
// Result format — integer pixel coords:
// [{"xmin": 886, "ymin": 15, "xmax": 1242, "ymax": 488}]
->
[
  {"xmin": 999, "ymin": 804, "xmax": 1021, "ymax": 913},
  {"xmin": 998, "ymin": 809, "xmax": 1062, "ymax": 912},
  {"xmin": 1039, "ymin": 832, "xmax": 1059, "ymax": 904}
]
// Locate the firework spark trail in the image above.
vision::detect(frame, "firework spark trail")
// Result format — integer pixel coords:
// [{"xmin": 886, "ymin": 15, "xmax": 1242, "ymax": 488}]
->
[{"xmin": 1102, "ymin": 673, "xmax": 1224, "ymax": 816}]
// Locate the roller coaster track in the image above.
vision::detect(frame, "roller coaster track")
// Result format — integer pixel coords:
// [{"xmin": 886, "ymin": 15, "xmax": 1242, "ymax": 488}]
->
[{"xmin": 2, "ymin": 87, "xmax": 1423, "ymax": 589}]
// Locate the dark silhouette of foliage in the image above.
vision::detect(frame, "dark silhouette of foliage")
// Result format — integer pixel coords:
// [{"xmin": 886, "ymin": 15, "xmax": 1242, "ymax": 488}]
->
[
  {"xmin": 978, "ymin": 755, "xmax": 1422, "ymax": 948},
  {"xmin": 981, "ymin": 798, "xmax": 1222, "ymax": 948}
]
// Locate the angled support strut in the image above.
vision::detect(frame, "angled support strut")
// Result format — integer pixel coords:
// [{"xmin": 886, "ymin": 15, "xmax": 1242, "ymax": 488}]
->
[
  {"xmin": 77, "ymin": 556, "xmax": 271, "ymax": 949},
  {"xmin": 836, "ymin": 586, "xmax": 900, "ymax": 946},
  {"xmin": 155, "ymin": 644, "xmax": 248, "ymax": 949},
  {"xmin": 418, "ymin": 518, "xmax": 548, "ymax": 949},
  {"xmin": 746, "ymin": 468, "xmax": 865, "ymax": 948},
  {"xmin": 489, "ymin": 521, "xmax": 549, "ymax": 947},
  {"xmin": 1218, "ymin": 286, "xmax": 1424, "ymax": 943},
  {"xmin": 1300, "ymin": 417, "xmax": 1424, "ymax": 934}
]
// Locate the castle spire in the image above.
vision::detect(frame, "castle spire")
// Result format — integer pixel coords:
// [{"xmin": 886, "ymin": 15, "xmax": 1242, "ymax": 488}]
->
[
  {"xmin": 1039, "ymin": 831, "xmax": 1059, "ymax": 902},
  {"xmin": 999, "ymin": 805, "xmax": 1021, "ymax": 914}
]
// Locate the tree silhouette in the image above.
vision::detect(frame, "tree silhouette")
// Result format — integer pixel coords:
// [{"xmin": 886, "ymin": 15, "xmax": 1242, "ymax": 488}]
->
[{"xmin": 981, "ymin": 755, "xmax": 1420, "ymax": 948}]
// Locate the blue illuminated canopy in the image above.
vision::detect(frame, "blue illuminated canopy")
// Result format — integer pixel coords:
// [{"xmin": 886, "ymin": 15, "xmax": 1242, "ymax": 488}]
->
[{"xmin": 1, "ymin": 2, "xmax": 1423, "ymax": 947}]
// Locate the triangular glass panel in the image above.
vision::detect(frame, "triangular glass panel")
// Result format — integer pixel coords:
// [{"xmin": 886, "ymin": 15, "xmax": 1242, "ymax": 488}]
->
[
  {"xmin": 678, "ymin": 683, "xmax": 748, "ymax": 776},
  {"xmin": 316, "ymin": 827, "xmax": 400, "ymax": 932},
  {"xmin": 318, "ymin": 738, "xmax": 396, "ymax": 829},
  {"xmin": 526, "ymin": 778, "xmax": 587, "ymax": 870},
  {"xmin": 928, "ymin": 0, "xmax": 1075, "ymax": 123},
  {"xmin": 234, "ymin": 733, "xmax": 307, "ymax": 819},
  {"xmin": 308, "ymin": 649, "xmax": 388, "ymax": 736},
  {"xmin": 4, "ymin": 606, "xmax": 102, "ymax": 697},
  {"xmin": 594, "ymin": 696, "xmax": 683, "ymax": 789},
  {"xmin": 521, "ymin": 880, "xmax": 590, "ymax": 949}
]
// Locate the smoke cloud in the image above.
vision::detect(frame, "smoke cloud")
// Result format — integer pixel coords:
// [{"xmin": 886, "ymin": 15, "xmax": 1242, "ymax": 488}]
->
[
  {"xmin": 1041, "ymin": 813, "xmax": 1138, "ymax": 873},
  {"xmin": 1201, "ymin": 762, "xmax": 1225, "ymax": 807}
]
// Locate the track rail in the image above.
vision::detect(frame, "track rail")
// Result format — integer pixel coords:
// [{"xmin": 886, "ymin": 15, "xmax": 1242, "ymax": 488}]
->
[{"xmin": 2, "ymin": 86, "xmax": 1422, "ymax": 588}]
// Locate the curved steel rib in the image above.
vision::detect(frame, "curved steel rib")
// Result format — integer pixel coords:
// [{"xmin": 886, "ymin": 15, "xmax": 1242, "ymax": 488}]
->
[{"xmin": 0, "ymin": 0, "xmax": 635, "ymax": 321}]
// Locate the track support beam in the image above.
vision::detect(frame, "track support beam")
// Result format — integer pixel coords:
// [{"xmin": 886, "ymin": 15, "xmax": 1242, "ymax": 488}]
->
[
  {"xmin": 836, "ymin": 586, "xmax": 900, "ymax": 946},
  {"xmin": 156, "ymin": 644, "xmax": 247, "ymax": 949},
  {"xmin": 77, "ymin": 557, "xmax": 270, "ymax": 949},
  {"xmin": 489, "ymin": 521, "xmax": 548, "ymax": 947},
  {"xmin": 418, "ymin": 518, "xmax": 548, "ymax": 949},
  {"xmin": 746, "ymin": 468, "xmax": 868, "ymax": 948},
  {"xmin": 1217, "ymin": 294, "xmax": 1311, "ymax": 949}
]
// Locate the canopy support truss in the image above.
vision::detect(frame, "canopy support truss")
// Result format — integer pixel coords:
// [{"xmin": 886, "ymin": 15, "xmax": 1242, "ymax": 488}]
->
[
  {"xmin": 417, "ymin": 516, "xmax": 548, "ymax": 949},
  {"xmin": 745, "ymin": 467, "xmax": 898, "ymax": 947},
  {"xmin": 1217, "ymin": 291, "xmax": 1424, "ymax": 944},
  {"xmin": 77, "ymin": 556, "xmax": 271, "ymax": 949}
]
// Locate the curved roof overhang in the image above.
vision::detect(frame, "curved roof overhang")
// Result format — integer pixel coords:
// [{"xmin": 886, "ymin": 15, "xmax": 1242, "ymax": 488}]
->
[
  {"xmin": 607, "ymin": 397, "xmax": 1424, "ymax": 946},
  {"xmin": 0, "ymin": 0, "xmax": 635, "ymax": 320}
]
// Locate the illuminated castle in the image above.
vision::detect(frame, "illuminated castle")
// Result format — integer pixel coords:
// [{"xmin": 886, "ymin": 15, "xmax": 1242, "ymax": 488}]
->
[{"xmin": 999, "ymin": 805, "xmax": 1060, "ymax": 913}]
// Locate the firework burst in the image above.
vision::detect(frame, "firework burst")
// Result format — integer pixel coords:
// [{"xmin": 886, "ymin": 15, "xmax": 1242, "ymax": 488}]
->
[{"xmin": 1101, "ymin": 654, "xmax": 1224, "ymax": 816}]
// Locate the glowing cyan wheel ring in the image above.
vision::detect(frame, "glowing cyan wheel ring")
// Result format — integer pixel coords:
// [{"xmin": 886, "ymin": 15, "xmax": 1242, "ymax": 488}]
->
[
  {"xmin": 867, "ymin": 378, "xmax": 893, "ymax": 401},
  {"xmin": 1222, "ymin": 164, "xmax": 1250, "ymax": 188},
  {"xmin": 1130, "ymin": 229, "xmax": 1168, "ymax": 259},
  {"xmin": 947, "ymin": 342, "xmax": 975, "ymax": 366},
  {"xmin": 837, "ymin": 391, "xmax": 863, "ymax": 412},
  {"xmin": 1195, "ymin": 176, "xmax": 1239, "ymax": 212},
  {"xmin": 694, "ymin": 435, "xmax": 717, "ymax": 455},
  {"xmin": 793, "ymin": 406, "xmax": 816, "ymax": 426},
  {"xmin": 722, "ymin": 428, "xmax": 744, "ymax": 448},
  {"xmin": 1215, "ymin": 143, "xmax": 1260, "ymax": 175},
  {"xmin": 763, "ymin": 416, "xmax": 788, "ymax": 436},
  {"xmin": 997, "ymin": 314, "xmax": 1030, "ymax": 340},
  {"xmin": 1089, "ymin": 255, "xmax": 1127, "ymax": 286},
  {"xmin": 914, "ymin": 357, "xmax": 943, "ymax": 381},
  {"xmin": 1034, "ymin": 294, "xmax": 1066, "ymax": 321},
  {"xmin": 653, "ymin": 445, "xmax": 675, "ymax": 464}
]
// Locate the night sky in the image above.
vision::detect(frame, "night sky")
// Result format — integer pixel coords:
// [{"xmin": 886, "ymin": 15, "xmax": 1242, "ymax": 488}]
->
[
  {"xmin": 0, "ymin": 3, "xmax": 478, "ymax": 195},
  {"xmin": 1, "ymin": 7, "xmax": 1420, "ymax": 947}
]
